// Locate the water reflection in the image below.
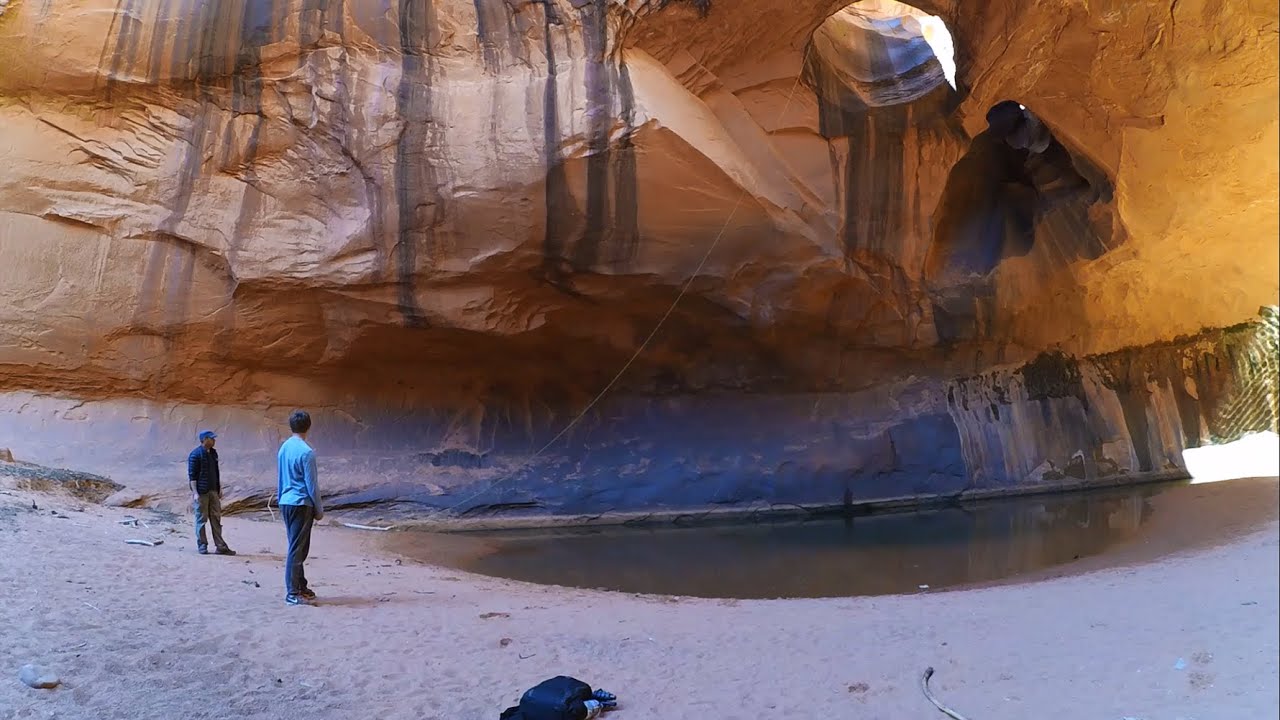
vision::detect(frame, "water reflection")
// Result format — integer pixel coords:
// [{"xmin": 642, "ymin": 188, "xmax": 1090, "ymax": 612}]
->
[{"xmin": 406, "ymin": 484, "xmax": 1172, "ymax": 599}]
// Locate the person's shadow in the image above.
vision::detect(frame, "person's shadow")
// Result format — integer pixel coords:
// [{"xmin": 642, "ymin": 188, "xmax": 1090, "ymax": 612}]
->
[{"xmin": 311, "ymin": 594, "xmax": 406, "ymax": 608}]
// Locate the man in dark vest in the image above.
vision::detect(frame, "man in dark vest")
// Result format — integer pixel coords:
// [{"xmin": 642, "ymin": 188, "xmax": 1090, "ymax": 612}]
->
[{"xmin": 188, "ymin": 430, "xmax": 236, "ymax": 556}]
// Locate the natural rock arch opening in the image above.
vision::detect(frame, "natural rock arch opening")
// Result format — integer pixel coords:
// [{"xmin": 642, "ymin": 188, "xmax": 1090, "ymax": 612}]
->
[
  {"xmin": 806, "ymin": 0, "xmax": 956, "ymax": 109},
  {"xmin": 799, "ymin": 0, "xmax": 965, "ymax": 261}
]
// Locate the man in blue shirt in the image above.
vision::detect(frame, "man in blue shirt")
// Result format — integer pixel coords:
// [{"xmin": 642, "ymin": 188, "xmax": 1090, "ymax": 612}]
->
[
  {"xmin": 188, "ymin": 430, "xmax": 235, "ymax": 556},
  {"xmin": 277, "ymin": 410, "xmax": 323, "ymax": 605}
]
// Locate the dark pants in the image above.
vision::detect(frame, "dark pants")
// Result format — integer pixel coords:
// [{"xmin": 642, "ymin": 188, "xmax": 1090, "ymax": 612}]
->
[
  {"xmin": 281, "ymin": 503, "xmax": 314, "ymax": 596},
  {"xmin": 194, "ymin": 492, "xmax": 228, "ymax": 552}
]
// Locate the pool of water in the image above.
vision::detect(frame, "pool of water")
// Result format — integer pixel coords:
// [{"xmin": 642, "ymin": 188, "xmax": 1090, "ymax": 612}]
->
[{"xmin": 387, "ymin": 477, "xmax": 1280, "ymax": 599}]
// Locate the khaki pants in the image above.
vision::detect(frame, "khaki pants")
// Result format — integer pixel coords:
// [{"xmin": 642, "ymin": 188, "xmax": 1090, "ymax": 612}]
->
[{"xmin": 194, "ymin": 492, "xmax": 228, "ymax": 552}]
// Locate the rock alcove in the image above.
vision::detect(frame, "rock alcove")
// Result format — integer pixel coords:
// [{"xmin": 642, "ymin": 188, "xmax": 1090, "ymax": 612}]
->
[{"xmin": 0, "ymin": 0, "xmax": 1275, "ymax": 521}]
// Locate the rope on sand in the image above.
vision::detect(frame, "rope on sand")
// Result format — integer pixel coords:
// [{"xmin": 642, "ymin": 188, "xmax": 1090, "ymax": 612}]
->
[{"xmin": 921, "ymin": 667, "xmax": 971, "ymax": 720}]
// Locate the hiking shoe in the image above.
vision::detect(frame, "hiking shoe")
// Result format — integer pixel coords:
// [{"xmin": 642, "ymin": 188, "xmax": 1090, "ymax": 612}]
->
[
  {"xmin": 285, "ymin": 594, "xmax": 309, "ymax": 606},
  {"xmin": 300, "ymin": 588, "xmax": 317, "ymax": 600},
  {"xmin": 197, "ymin": 547, "xmax": 209, "ymax": 555},
  {"xmin": 215, "ymin": 547, "xmax": 237, "ymax": 556}
]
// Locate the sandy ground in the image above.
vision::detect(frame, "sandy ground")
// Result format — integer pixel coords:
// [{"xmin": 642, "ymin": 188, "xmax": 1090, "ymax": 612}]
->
[{"xmin": 1, "ymin": 478, "xmax": 1277, "ymax": 720}]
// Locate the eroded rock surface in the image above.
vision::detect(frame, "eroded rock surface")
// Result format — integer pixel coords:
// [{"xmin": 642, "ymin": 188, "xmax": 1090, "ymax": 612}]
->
[
  {"xmin": 0, "ymin": 317, "xmax": 1274, "ymax": 522},
  {"xmin": 948, "ymin": 315, "xmax": 1279, "ymax": 492},
  {"xmin": 0, "ymin": 0, "xmax": 1275, "ymax": 520}
]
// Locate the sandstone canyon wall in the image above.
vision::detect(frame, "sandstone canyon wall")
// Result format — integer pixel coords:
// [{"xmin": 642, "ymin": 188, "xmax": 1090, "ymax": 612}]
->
[{"xmin": 0, "ymin": 0, "xmax": 1275, "ymax": 522}]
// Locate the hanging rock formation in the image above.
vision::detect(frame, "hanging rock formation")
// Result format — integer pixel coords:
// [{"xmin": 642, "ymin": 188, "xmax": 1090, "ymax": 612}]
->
[{"xmin": 0, "ymin": 0, "xmax": 1275, "ymax": 522}]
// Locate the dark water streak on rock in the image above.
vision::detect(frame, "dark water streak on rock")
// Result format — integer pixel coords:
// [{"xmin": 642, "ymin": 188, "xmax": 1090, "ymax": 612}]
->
[
  {"xmin": 300, "ymin": 0, "xmax": 345, "ymax": 46},
  {"xmin": 572, "ymin": 0, "xmax": 612, "ymax": 272},
  {"xmin": 571, "ymin": 0, "xmax": 641, "ymax": 273},
  {"xmin": 97, "ymin": 0, "xmax": 291, "ymax": 333},
  {"xmin": 539, "ymin": 0, "xmax": 578, "ymax": 280},
  {"xmin": 473, "ymin": 0, "xmax": 502, "ymax": 72},
  {"xmin": 474, "ymin": 0, "xmax": 510, "ymax": 189},
  {"xmin": 808, "ymin": 48, "xmax": 962, "ymax": 346},
  {"xmin": 608, "ymin": 57, "xmax": 640, "ymax": 269},
  {"xmin": 100, "ymin": 0, "xmax": 144, "ymax": 98},
  {"xmin": 535, "ymin": 0, "xmax": 639, "ymax": 280},
  {"xmin": 393, "ymin": 0, "xmax": 444, "ymax": 327}
]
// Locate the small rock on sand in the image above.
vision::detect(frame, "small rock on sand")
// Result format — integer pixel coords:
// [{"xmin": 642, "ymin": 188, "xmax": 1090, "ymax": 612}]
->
[{"xmin": 19, "ymin": 664, "xmax": 60, "ymax": 689}]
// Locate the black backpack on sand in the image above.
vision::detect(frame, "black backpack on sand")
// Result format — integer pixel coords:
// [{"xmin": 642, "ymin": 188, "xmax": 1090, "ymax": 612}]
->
[{"xmin": 499, "ymin": 676, "xmax": 615, "ymax": 720}]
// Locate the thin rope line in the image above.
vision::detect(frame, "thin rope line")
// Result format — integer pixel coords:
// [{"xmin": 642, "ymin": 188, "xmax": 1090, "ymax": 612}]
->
[{"xmin": 430, "ymin": 41, "xmax": 816, "ymax": 517}]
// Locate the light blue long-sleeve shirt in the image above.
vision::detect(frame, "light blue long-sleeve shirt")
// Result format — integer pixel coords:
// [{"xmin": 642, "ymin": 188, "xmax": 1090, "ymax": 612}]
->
[{"xmin": 277, "ymin": 435, "xmax": 322, "ymax": 513}]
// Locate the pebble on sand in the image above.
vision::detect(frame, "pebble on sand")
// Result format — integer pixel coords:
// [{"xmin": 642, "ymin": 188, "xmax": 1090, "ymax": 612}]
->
[{"xmin": 19, "ymin": 664, "xmax": 60, "ymax": 690}]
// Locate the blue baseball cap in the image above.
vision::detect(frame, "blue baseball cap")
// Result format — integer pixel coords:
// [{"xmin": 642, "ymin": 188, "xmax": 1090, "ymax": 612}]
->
[{"xmin": 198, "ymin": 430, "xmax": 218, "ymax": 441}]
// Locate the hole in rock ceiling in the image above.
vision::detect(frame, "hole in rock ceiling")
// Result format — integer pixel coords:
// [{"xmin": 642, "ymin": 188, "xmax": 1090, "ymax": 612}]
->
[{"xmin": 807, "ymin": 0, "xmax": 957, "ymax": 108}]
